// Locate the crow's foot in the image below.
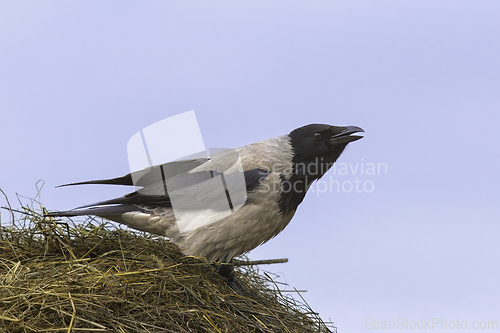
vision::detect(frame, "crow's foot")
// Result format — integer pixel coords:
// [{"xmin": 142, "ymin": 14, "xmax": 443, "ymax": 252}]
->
[{"xmin": 218, "ymin": 264, "xmax": 253, "ymax": 296}]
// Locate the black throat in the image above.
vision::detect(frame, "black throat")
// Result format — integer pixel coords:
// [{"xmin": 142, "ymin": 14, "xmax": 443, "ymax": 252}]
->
[{"xmin": 277, "ymin": 148, "xmax": 346, "ymax": 215}]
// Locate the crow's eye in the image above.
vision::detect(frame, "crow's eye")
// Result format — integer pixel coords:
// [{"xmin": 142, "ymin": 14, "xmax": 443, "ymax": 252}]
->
[{"xmin": 314, "ymin": 132, "xmax": 322, "ymax": 140}]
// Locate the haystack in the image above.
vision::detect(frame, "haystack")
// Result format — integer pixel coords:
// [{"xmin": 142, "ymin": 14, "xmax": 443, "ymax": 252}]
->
[{"xmin": 0, "ymin": 205, "xmax": 335, "ymax": 332}]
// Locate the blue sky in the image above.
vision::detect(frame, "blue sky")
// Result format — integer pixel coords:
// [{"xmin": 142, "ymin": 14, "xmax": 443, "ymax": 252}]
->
[{"xmin": 1, "ymin": 1, "xmax": 499, "ymax": 332}]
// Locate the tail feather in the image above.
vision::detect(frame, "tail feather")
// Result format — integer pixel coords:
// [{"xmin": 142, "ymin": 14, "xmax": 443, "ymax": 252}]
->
[
  {"xmin": 47, "ymin": 205, "xmax": 176, "ymax": 238},
  {"xmin": 46, "ymin": 204, "xmax": 148, "ymax": 227},
  {"xmin": 56, "ymin": 159, "xmax": 209, "ymax": 188},
  {"xmin": 56, "ymin": 174, "xmax": 134, "ymax": 188}
]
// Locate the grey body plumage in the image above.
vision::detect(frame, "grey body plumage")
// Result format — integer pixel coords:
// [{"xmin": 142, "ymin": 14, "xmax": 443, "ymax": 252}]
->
[{"xmin": 50, "ymin": 124, "xmax": 364, "ymax": 263}]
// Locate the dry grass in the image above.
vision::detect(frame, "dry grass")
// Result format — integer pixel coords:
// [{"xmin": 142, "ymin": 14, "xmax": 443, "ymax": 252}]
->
[{"xmin": 0, "ymin": 205, "xmax": 335, "ymax": 332}]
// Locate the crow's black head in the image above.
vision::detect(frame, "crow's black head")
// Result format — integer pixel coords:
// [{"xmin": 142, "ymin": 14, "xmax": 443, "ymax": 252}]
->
[{"xmin": 289, "ymin": 123, "xmax": 364, "ymax": 162}]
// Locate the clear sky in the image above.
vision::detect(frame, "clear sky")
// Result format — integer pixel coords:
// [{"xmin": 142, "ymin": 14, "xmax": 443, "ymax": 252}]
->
[{"xmin": 1, "ymin": 1, "xmax": 499, "ymax": 332}]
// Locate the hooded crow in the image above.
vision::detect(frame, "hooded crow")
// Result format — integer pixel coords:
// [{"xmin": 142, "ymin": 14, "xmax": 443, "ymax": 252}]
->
[{"xmin": 49, "ymin": 124, "xmax": 363, "ymax": 287}]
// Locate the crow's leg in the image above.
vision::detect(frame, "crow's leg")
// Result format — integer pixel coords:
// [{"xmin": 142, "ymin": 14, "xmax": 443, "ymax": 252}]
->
[{"xmin": 217, "ymin": 263, "xmax": 248, "ymax": 295}]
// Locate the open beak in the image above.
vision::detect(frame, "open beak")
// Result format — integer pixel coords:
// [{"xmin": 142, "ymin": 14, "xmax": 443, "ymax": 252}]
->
[{"xmin": 330, "ymin": 126, "xmax": 365, "ymax": 145}]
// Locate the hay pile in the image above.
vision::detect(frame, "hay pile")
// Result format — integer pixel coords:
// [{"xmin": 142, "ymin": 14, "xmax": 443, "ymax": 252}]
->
[{"xmin": 0, "ymin": 207, "xmax": 335, "ymax": 332}]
